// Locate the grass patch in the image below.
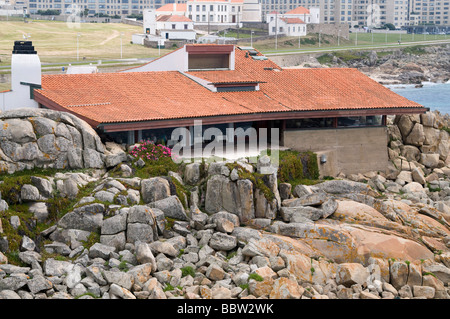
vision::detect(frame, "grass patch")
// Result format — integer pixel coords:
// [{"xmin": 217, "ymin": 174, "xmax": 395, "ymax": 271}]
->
[
  {"xmin": 317, "ymin": 53, "xmax": 333, "ymax": 64},
  {"xmin": 248, "ymin": 273, "xmax": 264, "ymax": 282},
  {"xmin": 402, "ymin": 45, "xmax": 427, "ymax": 55},
  {"xmin": 181, "ymin": 266, "xmax": 196, "ymax": 278}
]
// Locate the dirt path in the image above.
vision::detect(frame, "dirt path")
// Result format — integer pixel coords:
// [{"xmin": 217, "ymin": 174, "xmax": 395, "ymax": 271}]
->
[{"xmin": 100, "ymin": 30, "xmax": 120, "ymax": 45}]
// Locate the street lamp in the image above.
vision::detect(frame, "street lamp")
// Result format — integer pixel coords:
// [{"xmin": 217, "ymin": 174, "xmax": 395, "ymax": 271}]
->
[
  {"xmin": 250, "ymin": 30, "xmax": 254, "ymax": 47},
  {"xmin": 319, "ymin": 29, "xmax": 322, "ymax": 47},
  {"xmin": 77, "ymin": 33, "xmax": 81, "ymax": 61},
  {"xmin": 338, "ymin": 29, "xmax": 341, "ymax": 46},
  {"xmin": 120, "ymin": 32, "xmax": 124, "ymax": 59}
]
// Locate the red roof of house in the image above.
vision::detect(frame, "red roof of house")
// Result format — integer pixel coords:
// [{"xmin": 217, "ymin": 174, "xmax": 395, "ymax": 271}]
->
[
  {"xmin": 280, "ymin": 17, "xmax": 305, "ymax": 24},
  {"xmin": 34, "ymin": 45, "xmax": 424, "ymax": 130},
  {"xmin": 285, "ymin": 6, "xmax": 310, "ymax": 15},
  {"xmin": 157, "ymin": 14, "xmax": 193, "ymax": 22},
  {"xmin": 156, "ymin": 3, "xmax": 187, "ymax": 12}
]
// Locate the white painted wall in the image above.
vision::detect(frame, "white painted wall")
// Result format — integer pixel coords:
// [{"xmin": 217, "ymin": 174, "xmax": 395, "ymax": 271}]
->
[
  {"xmin": 0, "ymin": 53, "xmax": 41, "ymax": 111},
  {"xmin": 160, "ymin": 30, "xmax": 197, "ymax": 41},
  {"xmin": 123, "ymin": 45, "xmax": 188, "ymax": 72}
]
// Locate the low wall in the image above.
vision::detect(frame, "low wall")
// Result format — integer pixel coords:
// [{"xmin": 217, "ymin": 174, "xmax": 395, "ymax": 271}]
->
[
  {"xmin": 307, "ymin": 23, "xmax": 350, "ymax": 40},
  {"xmin": 283, "ymin": 127, "xmax": 389, "ymax": 175}
]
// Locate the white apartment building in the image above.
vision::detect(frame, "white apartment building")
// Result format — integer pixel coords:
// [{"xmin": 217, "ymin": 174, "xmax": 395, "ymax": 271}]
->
[
  {"xmin": 185, "ymin": 0, "xmax": 244, "ymax": 25},
  {"xmin": 25, "ymin": 0, "xmax": 154, "ymax": 16},
  {"xmin": 261, "ymin": 0, "xmax": 449, "ymax": 27},
  {"xmin": 155, "ymin": 0, "xmax": 245, "ymax": 26},
  {"xmin": 409, "ymin": 0, "xmax": 450, "ymax": 25}
]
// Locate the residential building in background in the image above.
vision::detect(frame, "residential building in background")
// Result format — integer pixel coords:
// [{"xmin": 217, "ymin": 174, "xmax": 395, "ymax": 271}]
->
[
  {"xmin": 16, "ymin": 0, "xmax": 450, "ymax": 27},
  {"xmin": 266, "ymin": 6, "xmax": 319, "ymax": 35},
  {"xmin": 260, "ymin": 0, "xmax": 449, "ymax": 27}
]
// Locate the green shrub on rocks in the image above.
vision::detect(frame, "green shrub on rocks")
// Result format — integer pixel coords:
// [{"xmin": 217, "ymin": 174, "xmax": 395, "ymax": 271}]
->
[{"xmin": 277, "ymin": 150, "xmax": 319, "ymax": 186}]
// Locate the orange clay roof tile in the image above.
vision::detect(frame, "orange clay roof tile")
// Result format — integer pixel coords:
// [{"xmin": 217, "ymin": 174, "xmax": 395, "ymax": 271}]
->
[{"xmin": 285, "ymin": 6, "xmax": 310, "ymax": 15}]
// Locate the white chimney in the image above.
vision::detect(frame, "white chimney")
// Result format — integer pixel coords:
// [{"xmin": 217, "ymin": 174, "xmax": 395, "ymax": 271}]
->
[
  {"xmin": 0, "ymin": 41, "xmax": 41, "ymax": 111},
  {"xmin": 143, "ymin": 9, "xmax": 157, "ymax": 35}
]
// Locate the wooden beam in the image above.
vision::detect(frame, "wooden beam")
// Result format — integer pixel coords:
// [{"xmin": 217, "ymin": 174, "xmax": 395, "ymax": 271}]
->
[{"xmin": 99, "ymin": 107, "xmax": 427, "ymax": 132}]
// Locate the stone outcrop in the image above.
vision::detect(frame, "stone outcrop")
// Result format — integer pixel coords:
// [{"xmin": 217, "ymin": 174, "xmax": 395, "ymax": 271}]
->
[
  {"xmin": 0, "ymin": 109, "xmax": 450, "ymax": 300},
  {"xmin": 311, "ymin": 45, "xmax": 450, "ymax": 85},
  {"xmin": 0, "ymin": 108, "xmax": 127, "ymax": 173}
]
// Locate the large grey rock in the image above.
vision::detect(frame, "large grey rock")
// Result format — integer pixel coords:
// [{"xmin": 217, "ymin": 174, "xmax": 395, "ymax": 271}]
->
[
  {"xmin": 43, "ymin": 258, "xmax": 74, "ymax": 277},
  {"xmin": 237, "ymin": 179, "xmax": 255, "ymax": 223},
  {"xmin": 205, "ymin": 174, "xmax": 227, "ymax": 214},
  {"xmin": 254, "ymin": 188, "xmax": 277, "ymax": 220},
  {"xmin": 141, "ymin": 177, "xmax": 171, "ymax": 204},
  {"xmin": 103, "ymin": 271, "xmax": 134, "ymax": 290},
  {"xmin": 209, "ymin": 232, "xmax": 237, "ymax": 251},
  {"xmin": 147, "ymin": 195, "xmax": 187, "ymax": 221},
  {"xmin": 60, "ymin": 178, "xmax": 79, "ymax": 199},
  {"xmin": 37, "ymin": 134, "xmax": 58, "ymax": 155},
  {"xmin": 20, "ymin": 184, "xmax": 41, "ymax": 202},
  {"xmin": 105, "ymin": 151, "xmax": 127, "ymax": 168},
  {"xmin": 135, "ymin": 241, "xmax": 157, "ymax": 271},
  {"xmin": 221, "ymin": 178, "xmax": 241, "ymax": 215},
  {"xmin": 100, "ymin": 232, "xmax": 126, "ymax": 251},
  {"xmin": 184, "ymin": 162, "xmax": 201, "ymax": 185},
  {"xmin": 405, "ymin": 123, "xmax": 425, "ymax": 146},
  {"xmin": 31, "ymin": 176, "xmax": 53, "ymax": 198},
  {"xmin": 420, "ymin": 153, "xmax": 440, "ymax": 168},
  {"xmin": 94, "ymin": 190, "xmax": 115, "ymax": 203},
  {"xmin": 315, "ymin": 180, "xmax": 376, "ymax": 196},
  {"xmin": 280, "ymin": 206, "xmax": 323, "ymax": 222},
  {"xmin": 83, "ymin": 148, "xmax": 104, "ymax": 169},
  {"xmin": 101, "ymin": 211, "xmax": 128, "ymax": 235},
  {"xmin": 2, "ymin": 118, "xmax": 36, "ymax": 143},
  {"xmin": 127, "ymin": 223, "xmax": 155, "ymax": 244},
  {"xmin": 30, "ymin": 117, "xmax": 57, "ymax": 136},
  {"xmin": 67, "ymin": 148, "xmax": 83, "ymax": 169},
  {"xmin": 88, "ymin": 242, "xmax": 116, "ymax": 260},
  {"xmin": 58, "ymin": 203, "xmax": 105, "ymax": 232},
  {"xmin": 27, "ymin": 275, "xmax": 53, "ymax": 294}
]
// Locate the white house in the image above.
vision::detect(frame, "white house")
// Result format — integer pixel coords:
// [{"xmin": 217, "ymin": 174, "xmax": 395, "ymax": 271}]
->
[
  {"xmin": 157, "ymin": 15, "xmax": 196, "ymax": 41},
  {"xmin": 143, "ymin": 9, "xmax": 196, "ymax": 41},
  {"xmin": 266, "ymin": 6, "xmax": 319, "ymax": 36},
  {"xmin": 268, "ymin": 17, "xmax": 307, "ymax": 36}
]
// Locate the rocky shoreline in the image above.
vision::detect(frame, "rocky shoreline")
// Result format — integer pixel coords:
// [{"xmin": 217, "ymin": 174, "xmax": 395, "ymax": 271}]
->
[
  {"xmin": 289, "ymin": 44, "xmax": 450, "ymax": 85},
  {"xmin": 0, "ymin": 109, "xmax": 449, "ymax": 300}
]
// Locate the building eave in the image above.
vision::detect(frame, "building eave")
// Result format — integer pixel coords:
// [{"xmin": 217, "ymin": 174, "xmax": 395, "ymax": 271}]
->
[{"xmin": 96, "ymin": 107, "xmax": 428, "ymax": 133}]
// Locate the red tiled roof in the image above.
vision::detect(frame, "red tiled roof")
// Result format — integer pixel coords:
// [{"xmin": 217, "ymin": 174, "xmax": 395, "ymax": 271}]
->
[
  {"xmin": 280, "ymin": 17, "xmax": 305, "ymax": 24},
  {"xmin": 285, "ymin": 6, "xmax": 310, "ymax": 15},
  {"xmin": 157, "ymin": 14, "xmax": 193, "ymax": 22},
  {"xmin": 34, "ymin": 45, "xmax": 424, "ymax": 127},
  {"xmin": 156, "ymin": 3, "xmax": 187, "ymax": 12}
]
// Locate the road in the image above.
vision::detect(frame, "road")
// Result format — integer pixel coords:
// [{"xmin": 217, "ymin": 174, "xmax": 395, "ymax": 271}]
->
[{"xmin": 263, "ymin": 39, "xmax": 450, "ymax": 56}]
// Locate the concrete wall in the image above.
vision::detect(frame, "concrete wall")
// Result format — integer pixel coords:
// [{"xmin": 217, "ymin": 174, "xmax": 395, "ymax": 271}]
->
[
  {"xmin": 307, "ymin": 23, "xmax": 350, "ymax": 39},
  {"xmin": 283, "ymin": 127, "xmax": 389, "ymax": 176}
]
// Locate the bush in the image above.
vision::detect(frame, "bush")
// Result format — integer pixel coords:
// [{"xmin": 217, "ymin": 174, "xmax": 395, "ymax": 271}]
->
[
  {"xmin": 129, "ymin": 140, "xmax": 180, "ymax": 178},
  {"xmin": 277, "ymin": 150, "xmax": 319, "ymax": 187}
]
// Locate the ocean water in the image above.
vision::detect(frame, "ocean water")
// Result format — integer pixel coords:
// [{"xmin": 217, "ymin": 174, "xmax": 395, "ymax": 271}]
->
[{"xmin": 386, "ymin": 82, "xmax": 450, "ymax": 115}]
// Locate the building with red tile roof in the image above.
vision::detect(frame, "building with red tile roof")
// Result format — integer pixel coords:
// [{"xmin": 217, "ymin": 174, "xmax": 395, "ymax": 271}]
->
[{"xmin": 33, "ymin": 44, "xmax": 427, "ymax": 173}]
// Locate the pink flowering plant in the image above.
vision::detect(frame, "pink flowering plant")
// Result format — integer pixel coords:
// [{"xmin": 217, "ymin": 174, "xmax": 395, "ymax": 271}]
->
[
  {"xmin": 129, "ymin": 140, "xmax": 174, "ymax": 162},
  {"xmin": 129, "ymin": 140, "xmax": 179, "ymax": 177}
]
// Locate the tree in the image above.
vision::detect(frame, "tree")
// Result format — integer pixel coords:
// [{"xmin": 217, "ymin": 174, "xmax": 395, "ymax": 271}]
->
[{"xmin": 384, "ymin": 23, "xmax": 396, "ymax": 30}]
